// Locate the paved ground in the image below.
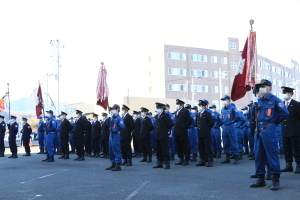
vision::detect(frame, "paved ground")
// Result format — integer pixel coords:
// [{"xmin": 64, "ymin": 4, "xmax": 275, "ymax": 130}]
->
[{"xmin": 1, "ymin": 146, "xmax": 299, "ymax": 200}]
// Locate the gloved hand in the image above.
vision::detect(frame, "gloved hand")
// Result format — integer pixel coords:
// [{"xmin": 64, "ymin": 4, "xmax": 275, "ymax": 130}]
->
[{"xmin": 253, "ymin": 96, "xmax": 258, "ymax": 103}]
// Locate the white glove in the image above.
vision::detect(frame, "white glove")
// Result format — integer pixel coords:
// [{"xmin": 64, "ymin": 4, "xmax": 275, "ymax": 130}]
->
[{"xmin": 253, "ymin": 96, "xmax": 258, "ymax": 103}]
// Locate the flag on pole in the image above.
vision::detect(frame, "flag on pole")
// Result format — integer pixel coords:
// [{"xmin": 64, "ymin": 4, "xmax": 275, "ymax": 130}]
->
[
  {"xmin": 0, "ymin": 93, "xmax": 8, "ymax": 112},
  {"xmin": 35, "ymin": 83, "xmax": 44, "ymax": 117},
  {"xmin": 96, "ymin": 64, "xmax": 109, "ymax": 110},
  {"xmin": 231, "ymin": 31, "xmax": 257, "ymax": 101}
]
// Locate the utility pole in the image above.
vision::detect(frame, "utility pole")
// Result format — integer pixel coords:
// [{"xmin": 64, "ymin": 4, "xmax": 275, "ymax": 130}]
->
[
  {"xmin": 50, "ymin": 40, "xmax": 63, "ymax": 116},
  {"xmin": 219, "ymin": 67, "xmax": 222, "ymax": 111}
]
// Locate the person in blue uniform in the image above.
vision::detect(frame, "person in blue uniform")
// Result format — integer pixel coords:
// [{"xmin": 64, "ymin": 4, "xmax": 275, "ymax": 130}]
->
[
  {"xmin": 209, "ymin": 105, "xmax": 223, "ymax": 159},
  {"xmin": 280, "ymin": 86, "xmax": 300, "ymax": 173},
  {"xmin": 241, "ymin": 106, "xmax": 250, "ymax": 156},
  {"xmin": 42, "ymin": 110, "xmax": 57, "ymax": 162},
  {"xmin": 174, "ymin": 99, "xmax": 192, "ymax": 166},
  {"xmin": 68, "ymin": 117, "xmax": 76, "ymax": 154},
  {"xmin": 148, "ymin": 112, "xmax": 157, "ymax": 154},
  {"xmin": 100, "ymin": 112, "xmax": 110, "ymax": 158},
  {"xmin": 8, "ymin": 115, "xmax": 19, "ymax": 158},
  {"xmin": 37, "ymin": 116, "xmax": 45, "ymax": 154},
  {"xmin": 139, "ymin": 107, "xmax": 154, "ymax": 163},
  {"xmin": 0, "ymin": 115, "xmax": 6, "ymax": 157},
  {"xmin": 21, "ymin": 117, "xmax": 32, "ymax": 156},
  {"xmin": 165, "ymin": 104, "xmax": 176, "ymax": 161},
  {"xmin": 132, "ymin": 110, "xmax": 142, "ymax": 158},
  {"xmin": 235, "ymin": 108, "xmax": 246, "ymax": 160},
  {"xmin": 196, "ymin": 100, "xmax": 215, "ymax": 167},
  {"xmin": 250, "ymin": 80, "xmax": 289, "ymax": 190},
  {"xmin": 58, "ymin": 112, "xmax": 72, "ymax": 159},
  {"xmin": 220, "ymin": 95, "xmax": 242, "ymax": 165},
  {"xmin": 153, "ymin": 102, "xmax": 173, "ymax": 169},
  {"xmin": 185, "ymin": 104, "xmax": 198, "ymax": 162},
  {"xmin": 106, "ymin": 104, "xmax": 125, "ymax": 171},
  {"xmin": 55, "ymin": 115, "xmax": 62, "ymax": 155}
]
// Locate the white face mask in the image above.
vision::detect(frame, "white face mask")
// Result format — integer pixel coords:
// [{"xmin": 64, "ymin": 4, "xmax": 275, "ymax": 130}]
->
[
  {"xmin": 210, "ymin": 109, "xmax": 215, "ymax": 112},
  {"xmin": 198, "ymin": 107, "xmax": 204, "ymax": 112},
  {"xmin": 156, "ymin": 109, "xmax": 162, "ymax": 114},
  {"xmin": 222, "ymin": 101, "xmax": 228, "ymax": 106},
  {"xmin": 176, "ymin": 105, "xmax": 180, "ymax": 110},
  {"xmin": 141, "ymin": 112, "xmax": 145, "ymax": 117},
  {"xmin": 242, "ymin": 111, "xmax": 248, "ymax": 114},
  {"xmin": 111, "ymin": 110, "xmax": 117, "ymax": 115},
  {"xmin": 60, "ymin": 116, "xmax": 65, "ymax": 120},
  {"xmin": 259, "ymin": 87, "xmax": 268, "ymax": 95},
  {"xmin": 102, "ymin": 117, "xmax": 106, "ymax": 120},
  {"xmin": 77, "ymin": 114, "xmax": 80, "ymax": 118},
  {"xmin": 93, "ymin": 118, "xmax": 97, "ymax": 121},
  {"xmin": 121, "ymin": 111, "xmax": 126, "ymax": 115},
  {"xmin": 191, "ymin": 110, "xmax": 196, "ymax": 114},
  {"xmin": 283, "ymin": 94, "xmax": 290, "ymax": 100}
]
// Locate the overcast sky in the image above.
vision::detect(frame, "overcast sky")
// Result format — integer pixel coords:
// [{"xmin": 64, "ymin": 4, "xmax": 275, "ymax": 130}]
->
[{"xmin": 0, "ymin": 0, "xmax": 299, "ymax": 106}]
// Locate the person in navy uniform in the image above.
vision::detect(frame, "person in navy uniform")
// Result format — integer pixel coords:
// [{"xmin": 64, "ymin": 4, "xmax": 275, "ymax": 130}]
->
[
  {"xmin": 165, "ymin": 104, "xmax": 176, "ymax": 161},
  {"xmin": 250, "ymin": 80, "xmax": 289, "ymax": 190},
  {"xmin": 42, "ymin": 110, "xmax": 58, "ymax": 162},
  {"xmin": 8, "ymin": 115, "xmax": 18, "ymax": 158},
  {"xmin": 280, "ymin": 86, "xmax": 300, "ymax": 173},
  {"xmin": 83, "ymin": 114, "xmax": 92, "ymax": 157},
  {"xmin": 220, "ymin": 95, "xmax": 242, "ymax": 165},
  {"xmin": 132, "ymin": 110, "xmax": 142, "ymax": 158},
  {"xmin": 73, "ymin": 110, "xmax": 87, "ymax": 161},
  {"xmin": 120, "ymin": 105, "xmax": 135, "ymax": 166},
  {"xmin": 148, "ymin": 112, "xmax": 157, "ymax": 155},
  {"xmin": 58, "ymin": 112, "xmax": 72, "ymax": 159},
  {"xmin": 37, "ymin": 116, "xmax": 45, "ymax": 154},
  {"xmin": 174, "ymin": 99, "xmax": 192, "ymax": 166},
  {"xmin": 139, "ymin": 107, "xmax": 154, "ymax": 163},
  {"xmin": 68, "ymin": 117, "xmax": 76, "ymax": 154},
  {"xmin": 195, "ymin": 100, "xmax": 215, "ymax": 167},
  {"xmin": 209, "ymin": 105, "xmax": 223, "ymax": 159},
  {"xmin": 100, "ymin": 112, "xmax": 110, "ymax": 158},
  {"xmin": 153, "ymin": 102, "xmax": 173, "ymax": 169},
  {"xmin": 105, "ymin": 104, "xmax": 125, "ymax": 171},
  {"xmin": 185, "ymin": 104, "xmax": 198, "ymax": 162},
  {"xmin": 91, "ymin": 113, "xmax": 101, "ymax": 158},
  {"xmin": 0, "ymin": 115, "xmax": 6, "ymax": 157},
  {"xmin": 21, "ymin": 117, "xmax": 32, "ymax": 156}
]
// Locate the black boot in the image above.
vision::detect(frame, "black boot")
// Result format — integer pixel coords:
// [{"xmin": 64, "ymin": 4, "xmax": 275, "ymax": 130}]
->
[
  {"xmin": 221, "ymin": 154, "xmax": 230, "ymax": 164},
  {"xmin": 250, "ymin": 174, "xmax": 266, "ymax": 187},
  {"xmin": 147, "ymin": 155, "xmax": 152, "ymax": 163},
  {"xmin": 64, "ymin": 154, "xmax": 69, "ymax": 159},
  {"xmin": 139, "ymin": 156, "xmax": 147, "ymax": 162},
  {"xmin": 37, "ymin": 149, "xmax": 43, "ymax": 154},
  {"xmin": 0, "ymin": 151, "xmax": 4, "ymax": 157},
  {"xmin": 47, "ymin": 156, "xmax": 54, "ymax": 162},
  {"xmin": 247, "ymin": 152, "xmax": 254, "ymax": 157},
  {"xmin": 153, "ymin": 162, "xmax": 163, "ymax": 168},
  {"xmin": 239, "ymin": 152, "xmax": 243, "ymax": 160},
  {"xmin": 190, "ymin": 154, "xmax": 197, "ymax": 162},
  {"xmin": 125, "ymin": 158, "xmax": 132, "ymax": 166},
  {"xmin": 74, "ymin": 156, "xmax": 80, "ymax": 161},
  {"xmin": 294, "ymin": 162, "xmax": 300, "ymax": 174},
  {"xmin": 164, "ymin": 161, "xmax": 170, "ymax": 169},
  {"xmin": 270, "ymin": 174, "xmax": 280, "ymax": 190},
  {"xmin": 12, "ymin": 153, "xmax": 18, "ymax": 158},
  {"xmin": 136, "ymin": 152, "xmax": 142, "ymax": 158},
  {"xmin": 106, "ymin": 163, "xmax": 116, "ymax": 170},
  {"xmin": 78, "ymin": 156, "xmax": 85, "ymax": 161},
  {"xmin": 182, "ymin": 160, "xmax": 189, "ymax": 166},
  {"xmin": 196, "ymin": 160, "xmax": 206, "ymax": 166},
  {"xmin": 170, "ymin": 154, "xmax": 175, "ymax": 161},
  {"xmin": 249, "ymin": 156, "xmax": 255, "ymax": 160},
  {"xmin": 23, "ymin": 153, "xmax": 31, "ymax": 156},
  {"xmin": 243, "ymin": 148, "xmax": 249, "ymax": 155},
  {"xmin": 42, "ymin": 155, "xmax": 50, "ymax": 162},
  {"xmin": 233, "ymin": 155, "xmax": 239, "ymax": 165},
  {"xmin": 266, "ymin": 171, "xmax": 272, "ymax": 180},
  {"xmin": 85, "ymin": 153, "xmax": 91, "ymax": 157},
  {"xmin": 206, "ymin": 159, "xmax": 213, "ymax": 167},
  {"xmin": 94, "ymin": 153, "xmax": 100, "ymax": 158},
  {"xmin": 250, "ymin": 174, "xmax": 258, "ymax": 178},
  {"xmin": 281, "ymin": 162, "xmax": 293, "ymax": 172},
  {"xmin": 175, "ymin": 159, "xmax": 184, "ymax": 165},
  {"xmin": 121, "ymin": 159, "xmax": 128, "ymax": 165},
  {"xmin": 8, "ymin": 154, "xmax": 14, "ymax": 158},
  {"xmin": 230, "ymin": 154, "xmax": 235, "ymax": 159},
  {"xmin": 58, "ymin": 154, "xmax": 65, "ymax": 159},
  {"xmin": 216, "ymin": 151, "xmax": 221, "ymax": 159},
  {"xmin": 100, "ymin": 154, "xmax": 106, "ymax": 158},
  {"xmin": 111, "ymin": 163, "xmax": 121, "ymax": 171}
]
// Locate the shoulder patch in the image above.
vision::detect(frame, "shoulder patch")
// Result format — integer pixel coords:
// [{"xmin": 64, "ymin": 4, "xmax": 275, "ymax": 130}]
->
[
  {"xmin": 235, "ymin": 109, "xmax": 238, "ymax": 112},
  {"xmin": 15, "ymin": 125, "xmax": 18, "ymax": 127},
  {"xmin": 120, "ymin": 121, "xmax": 124, "ymax": 124},
  {"xmin": 28, "ymin": 126, "xmax": 31, "ymax": 128},
  {"xmin": 219, "ymin": 116, "xmax": 222, "ymax": 119},
  {"xmin": 278, "ymin": 102, "xmax": 284, "ymax": 108},
  {"xmin": 52, "ymin": 121, "xmax": 56, "ymax": 124},
  {"xmin": 211, "ymin": 113, "xmax": 215, "ymax": 116}
]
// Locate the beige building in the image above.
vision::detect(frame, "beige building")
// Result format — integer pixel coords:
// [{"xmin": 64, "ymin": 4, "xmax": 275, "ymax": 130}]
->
[{"xmin": 63, "ymin": 102, "xmax": 105, "ymax": 117}]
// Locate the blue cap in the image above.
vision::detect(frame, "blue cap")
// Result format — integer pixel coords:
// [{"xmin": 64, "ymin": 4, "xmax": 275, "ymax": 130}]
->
[
  {"xmin": 241, "ymin": 106, "xmax": 248, "ymax": 110},
  {"xmin": 69, "ymin": 117, "xmax": 74, "ymax": 120},
  {"xmin": 111, "ymin": 104, "xmax": 120, "ymax": 109},
  {"xmin": 221, "ymin": 95, "xmax": 230, "ymax": 100},
  {"xmin": 257, "ymin": 79, "xmax": 272, "ymax": 86},
  {"xmin": 46, "ymin": 110, "xmax": 54, "ymax": 114},
  {"xmin": 176, "ymin": 99, "xmax": 185, "ymax": 105},
  {"xmin": 209, "ymin": 105, "xmax": 216, "ymax": 109},
  {"xmin": 165, "ymin": 104, "xmax": 170, "ymax": 108},
  {"xmin": 191, "ymin": 106, "xmax": 198, "ymax": 110},
  {"xmin": 184, "ymin": 104, "xmax": 191, "ymax": 109},
  {"xmin": 146, "ymin": 112, "xmax": 152, "ymax": 116},
  {"xmin": 198, "ymin": 99, "xmax": 209, "ymax": 106},
  {"xmin": 38, "ymin": 116, "xmax": 43, "ymax": 119}
]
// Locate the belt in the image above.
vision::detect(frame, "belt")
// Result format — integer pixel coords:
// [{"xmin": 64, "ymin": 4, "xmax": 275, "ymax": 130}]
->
[
  {"xmin": 258, "ymin": 123, "xmax": 275, "ymax": 132},
  {"xmin": 258, "ymin": 122, "xmax": 270, "ymax": 125},
  {"xmin": 224, "ymin": 123, "xmax": 234, "ymax": 126},
  {"xmin": 47, "ymin": 132, "xmax": 55, "ymax": 134},
  {"xmin": 111, "ymin": 131, "xmax": 119, "ymax": 134}
]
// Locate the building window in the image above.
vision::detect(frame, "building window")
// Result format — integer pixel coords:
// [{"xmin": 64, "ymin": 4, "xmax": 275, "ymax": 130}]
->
[
  {"xmin": 190, "ymin": 54, "xmax": 207, "ymax": 62},
  {"xmin": 221, "ymin": 57, "xmax": 228, "ymax": 64},
  {"xmin": 278, "ymin": 68, "xmax": 283, "ymax": 75},
  {"xmin": 284, "ymin": 71, "xmax": 289, "ymax": 77},
  {"xmin": 271, "ymin": 66, "xmax": 277, "ymax": 73},
  {"xmin": 231, "ymin": 62, "xmax": 237, "ymax": 69},
  {"xmin": 230, "ymin": 43, "xmax": 236, "ymax": 49},
  {"xmin": 211, "ymin": 71, "xmax": 218, "ymax": 78},
  {"xmin": 258, "ymin": 61, "xmax": 262, "ymax": 68},
  {"xmin": 192, "ymin": 85, "xmax": 208, "ymax": 92},
  {"xmin": 222, "ymin": 86, "xmax": 229, "ymax": 93},
  {"xmin": 168, "ymin": 68, "xmax": 186, "ymax": 76},
  {"xmin": 168, "ymin": 84, "xmax": 186, "ymax": 91},
  {"xmin": 277, "ymin": 80, "xmax": 282, "ymax": 86},
  {"xmin": 167, "ymin": 52, "xmax": 186, "ymax": 60},
  {"xmin": 264, "ymin": 63, "xmax": 270, "ymax": 70},
  {"xmin": 211, "ymin": 56, "xmax": 218, "ymax": 63},
  {"xmin": 272, "ymin": 79, "xmax": 277, "ymax": 85},
  {"xmin": 212, "ymin": 86, "xmax": 218, "ymax": 93},
  {"xmin": 288, "ymin": 73, "xmax": 292, "ymax": 78},
  {"xmin": 221, "ymin": 71, "xmax": 228, "ymax": 79},
  {"xmin": 191, "ymin": 69, "xmax": 207, "ymax": 77}
]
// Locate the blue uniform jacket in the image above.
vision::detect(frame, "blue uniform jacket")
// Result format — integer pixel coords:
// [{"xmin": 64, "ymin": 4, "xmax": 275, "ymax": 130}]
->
[
  {"xmin": 38, "ymin": 121, "xmax": 44, "ymax": 132},
  {"xmin": 110, "ymin": 114, "xmax": 125, "ymax": 133},
  {"xmin": 189, "ymin": 112, "xmax": 196, "ymax": 128},
  {"xmin": 235, "ymin": 111, "xmax": 246, "ymax": 128},
  {"xmin": 45, "ymin": 116, "xmax": 58, "ymax": 132},
  {"xmin": 211, "ymin": 111, "xmax": 223, "ymax": 128},
  {"xmin": 221, "ymin": 103, "xmax": 243, "ymax": 125}
]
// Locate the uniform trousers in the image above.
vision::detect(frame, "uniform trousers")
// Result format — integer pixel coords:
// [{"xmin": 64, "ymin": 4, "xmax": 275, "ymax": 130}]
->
[
  {"xmin": 75, "ymin": 136, "xmax": 85, "ymax": 157},
  {"xmin": 9, "ymin": 134, "xmax": 17, "ymax": 154},
  {"xmin": 22, "ymin": 138, "xmax": 31, "ymax": 153},
  {"xmin": 198, "ymin": 137, "xmax": 213, "ymax": 161},
  {"xmin": 283, "ymin": 136, "xmax": 300, "ymax": 163},
  {"xmin": 174, "ymin": 133, "xmax": 190, "ymax": 161},
  {"xmin": 121, "ymin": 138, "xmax": 132, "ymax": 159},
  {"xmin": 140, "ymin": 138, "xmax": 152, "ymax": 157},
  {"xmin": 156, "ymin": 139, "xmax": 170, "ymax": 163},
  {"xmin": 109, "ymin": 133, "xmax": 122, "ymax": 164},
  {"xmin": 60, "ymin": 137, "xmax": 69, "ymax": 155}
]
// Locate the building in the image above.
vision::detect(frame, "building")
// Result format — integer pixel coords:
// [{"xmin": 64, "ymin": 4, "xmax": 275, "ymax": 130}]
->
[
  {"xmin": 164, "ymin": 38, "xmax": 300, "ymax": 111},
  {"xmin": 64, "ymin": 102, "xmax": 105, "ymax": 117}
]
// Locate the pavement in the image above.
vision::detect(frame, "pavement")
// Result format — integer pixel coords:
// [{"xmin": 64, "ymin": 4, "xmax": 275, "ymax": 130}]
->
[{"xmin": 0, "ymin": 147, "xmax": 300, "ymax": 200}]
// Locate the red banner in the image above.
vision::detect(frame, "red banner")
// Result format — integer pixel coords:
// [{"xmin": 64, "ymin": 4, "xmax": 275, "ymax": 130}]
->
[
  {"xmin": 35, "ymin": 84, "xmax": 43, "ymax": 117},
  {"xmin": 96, "ymin": 65, "xmax": 109, "ymax": 110}
]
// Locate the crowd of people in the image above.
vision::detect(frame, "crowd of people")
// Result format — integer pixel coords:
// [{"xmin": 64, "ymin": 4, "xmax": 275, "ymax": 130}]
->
[{"xmin": 0, "ymin": 79, "xmax": 299, "ymax": 191}]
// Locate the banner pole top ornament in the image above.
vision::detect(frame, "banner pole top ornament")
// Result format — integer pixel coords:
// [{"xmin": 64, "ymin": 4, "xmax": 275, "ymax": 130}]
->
[
  {"xmin": 249, "ymin": 19, "xmax": 254, "ymax": 31},
  {"xmin": 101, "ymin": 62, "xmax": 104, "ymax": 67}
]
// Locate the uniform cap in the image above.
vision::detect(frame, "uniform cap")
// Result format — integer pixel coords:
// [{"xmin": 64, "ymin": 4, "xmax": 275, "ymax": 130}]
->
[
  {"xmin": 146, "ymin": 112, "xmax": 152, "ymax": 116},
  {"xmin": 257, "ymin": 79, "xmax": 272, "ymax": 87},
  {"xmin": 165, "ymin": 104, "xmax": 170, "ymax": 108},
  {"xmin": 122, "ymin": 104, "xmax": 130, "ymax": 110},
  {"xmin": 176, "ymin": 99, "xmax": 185, "ymax": 105},
  {"xmin": 46, "ymin": 110, "xmax": 54, "ymax": 114},
  {"xmin": 102, "ymin": 112, "xmax": 108, "ymax": 116},
  {"xmin": 11, "ymin": 115, "xmax": 17, "ymax": 119},
  {"xmin": 281, "ymin": 86, "xmax": 294, "ymax": 94},
  {"xmin": 221, "ymin": 95, "xmax": 230, "ymax": 100},
  {"xmin": 111, "ymin": 104, "xmax": 120, "ymax": 110},
  {"xmin": 0, "ymin": 115, "xmax": 5, "ymax": 118},
  {"xmin": 61, "ymin": 111, "xmax": 68, "ymax": 116},
  {"xmin": 140, "ymin": 107, "xmax": 149, "ymax": 112},
  {"xmin": 22, "ymin": 117, "xmax": 28, "ymax": 120},
  {"xmin": 209, "ymin": 105, "xmax": 216, "ymax": 109},
  {"xmin": 184, "ymin": 104, "xmax": 191, "ymax": 109},
  {"xmin": 155, "ymin": 102, "xmax": 165, "ymax": 108},
  {"xmin": 76, "ymin": 110, "xmax": 82, "ymax": 114},
  {"xmin": 191, "ymin": 106, "xmax": 198, "ymax": 110},
  {"xmin": 241, "ymin": 106, "xmax": 248, "ymax": 110},
  {"xmin": 198, "ymin": 99, "xmax": 209, "ymax": 106}
]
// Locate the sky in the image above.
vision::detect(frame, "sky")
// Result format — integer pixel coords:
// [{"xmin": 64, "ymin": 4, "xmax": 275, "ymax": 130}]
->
[{"xmin": 0, "ymin": 0, "xmax": 299, "ymax": 107}]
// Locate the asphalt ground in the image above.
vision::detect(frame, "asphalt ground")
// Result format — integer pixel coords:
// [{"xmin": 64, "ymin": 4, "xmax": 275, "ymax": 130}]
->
[{"xmin": 0, "ymin": 146, "xmax": 300, "ymax": 200}]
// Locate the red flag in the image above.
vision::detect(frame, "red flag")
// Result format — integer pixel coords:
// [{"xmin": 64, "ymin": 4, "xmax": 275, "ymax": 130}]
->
[
  {"xmin": 35, "ymin": 84, "xmax": 44, "ymax": 117},
  {"xmin": 96, "ymin": 65, "xmax": 109, "ymax": 110},
  {"xmin": 231, "ymin": 31, "xmax": 257, "ymax": 101},
  {"xmin": 0, "ymin": 93, "xmax": 8, "ymax": 112}
]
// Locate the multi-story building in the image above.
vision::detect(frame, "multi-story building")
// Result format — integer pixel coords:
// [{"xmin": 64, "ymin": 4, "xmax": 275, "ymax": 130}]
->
[{"xmin": 164, "ymin": 38, "xmax": 300, "ymax": 111}]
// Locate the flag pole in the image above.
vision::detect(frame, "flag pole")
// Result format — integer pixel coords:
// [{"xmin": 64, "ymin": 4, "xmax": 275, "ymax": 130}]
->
[
  {"xmin": 39, "ymin": 81, "xmax": 46, "ymax": 118},
  {"xmin": 7, "ymin": 83, "xmax": 10, "ymax": 119}
]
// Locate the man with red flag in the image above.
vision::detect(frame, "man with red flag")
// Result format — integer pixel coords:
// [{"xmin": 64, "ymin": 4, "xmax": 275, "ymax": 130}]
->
[{"xmin": 96, "ymin": 62, "xmax": 109, "ymax": 110}]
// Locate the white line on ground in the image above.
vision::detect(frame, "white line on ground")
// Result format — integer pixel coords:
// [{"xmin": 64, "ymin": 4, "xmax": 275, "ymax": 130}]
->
[
  {"xmin": 20, "ymin": 169, "xmax": 69, "ymax": 184},
  {"xmin": 124, "ymin": 181, "xmax": 149, "ymax": 200}
]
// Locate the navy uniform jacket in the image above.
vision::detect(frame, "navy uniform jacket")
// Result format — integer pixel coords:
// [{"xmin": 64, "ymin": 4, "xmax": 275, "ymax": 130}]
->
[
  {"xmin": 154, "ymin": 111, "xmax": 173, "ymax": 140},
  {"xmin": 281, "ymin": 99, "xmax": 300, "ymax": 137},
  {"xmin": 120, "ymin": 113, "xmax": 134, "ymax": 141},
  {"xmin": 59, "ymin": 118, "xmax": 72, "ymax": 139},
  {"xmin": 8, "ymin": 122, "xmax": 18, "ymax": 135},
  {"xmin": 85, "ymin": 120, "xmax": 92, "ymax": 137},
  {"xmin": 91, "ymin": 120, "xmax": 101, "ymax": 139},
  {"xmin": 139, "ymin": 116, "xmax": 154, "ymax": 140},
  {"xmin": 101, "ymin": 118, "xmax": 110, "ymax": 140},
  {"xmin": 132, "ymin": 117, "xmax": 142, "ymax": 137},
  {"xmin": 196, "ymin": 109, "xmax": 214, "ymax": 137},
  {"xmin": 174, "ymin": 108, "xmax": 192, "ymax": 136},
  {"xmin": 74, "ymin": 117, "xmax": 88, "ymax": 139},
  {"xmin": 21, "ymin": 123, "xmax": 32, "ymax": 140},
  {"xmin": 0, "ymin": 121, "xmax": 6, "ymax": 134}
]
